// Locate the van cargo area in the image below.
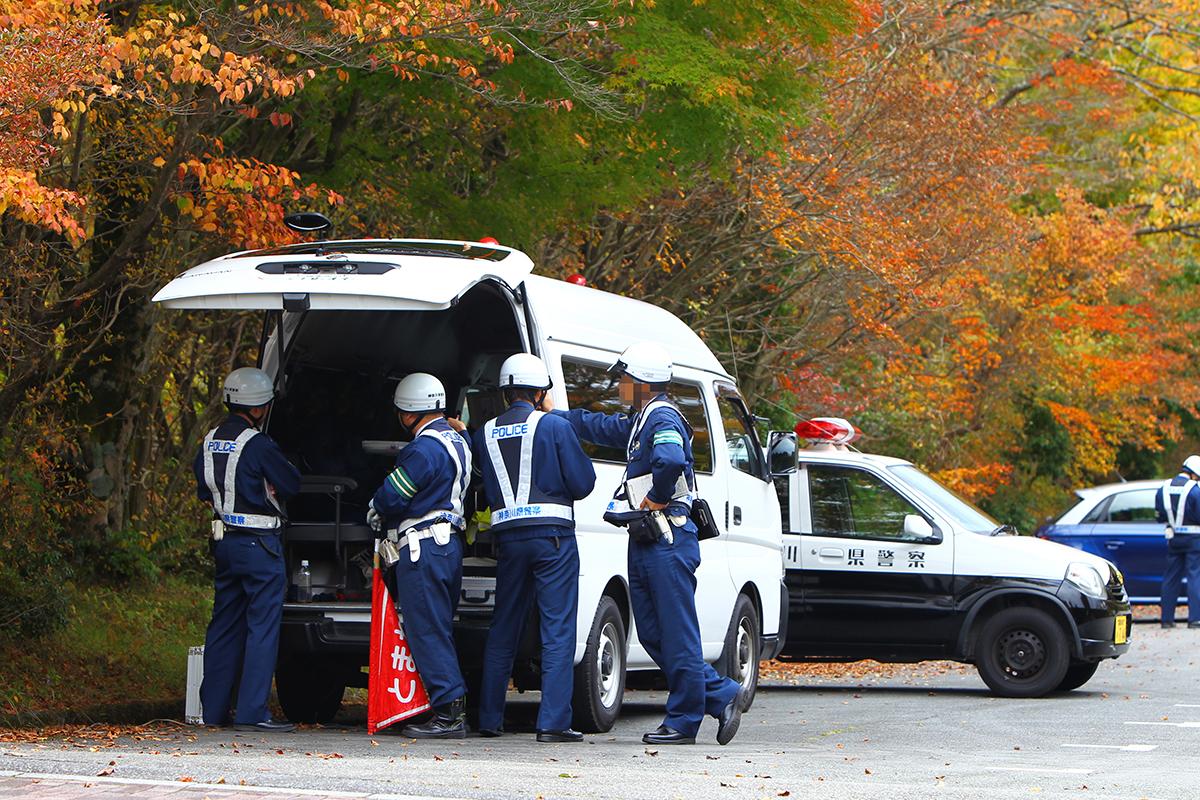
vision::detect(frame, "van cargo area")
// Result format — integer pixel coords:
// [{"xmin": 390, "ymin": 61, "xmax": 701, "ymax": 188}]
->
[{"xmin": 265, "ymin": 281, "xmax": 529, "ymax": 722}]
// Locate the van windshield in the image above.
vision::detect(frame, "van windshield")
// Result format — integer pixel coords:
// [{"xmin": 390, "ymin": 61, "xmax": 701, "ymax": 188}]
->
[{"xmin": 888, "ymin": 464, "xmax": 999, "ymax": 534}]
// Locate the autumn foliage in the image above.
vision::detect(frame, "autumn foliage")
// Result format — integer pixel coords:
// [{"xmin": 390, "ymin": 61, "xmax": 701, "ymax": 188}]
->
[{"xmin": 1, "ymin": 0, "xmax": 1199, "ymax": 643}]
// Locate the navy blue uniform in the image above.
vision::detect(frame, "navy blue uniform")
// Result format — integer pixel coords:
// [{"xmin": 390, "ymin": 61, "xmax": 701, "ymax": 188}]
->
[
  {"xmin": 473, "ymin": 401, "xmax": 596, "ymax": 733},
  {"xmin": 372, "ymin": 418, "xmax": 472, "ymax": 708},
  {"xmin": 193, "ymin": 414, "xmax": 300, "ymax": 726},
  {"xmin": 1155, "ymin": 473, "xmax": 1200, "ymax": 624},
  {"xmin": 554, "ymin": 395, "xmax": 738, "ymax": 738}
]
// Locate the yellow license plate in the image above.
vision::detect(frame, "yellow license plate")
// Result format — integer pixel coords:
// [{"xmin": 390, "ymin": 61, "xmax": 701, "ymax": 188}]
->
[{"xmin": 1115, "ymin": 615, "xmax": 1128, "ymax": 645}]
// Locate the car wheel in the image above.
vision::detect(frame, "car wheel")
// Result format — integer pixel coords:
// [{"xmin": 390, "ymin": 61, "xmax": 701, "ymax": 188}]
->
[
  {"xmin": 572, "ymin": 595, "xmax": 626, "ymax": 733},
  {"xmin": 1055, "ymin": 660, "xmax": 1101, "ymax": 692},
  {"xmin": 975, "ymin": 606, "xmax": 1070, "ymax": 698},
  {"xmin": 275, "ymin": 656, "xmax": 346, "ymax": 724},
  {"xmin": 717, "ymin": 594, "xmax": 760, "ymax": 711}
]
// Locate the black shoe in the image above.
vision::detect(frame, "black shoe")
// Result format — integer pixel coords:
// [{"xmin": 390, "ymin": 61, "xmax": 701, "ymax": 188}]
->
[
  {"xmin": 1189, "ymin": 622, "xmax": 1200, "ymax": 629},
  {"xmin": 716, "ymin": 684, "xmax": 749, "ymax": 746},
  {"xmin": 401, "ymin": 697, "xmax": 466, "ymax": 739},
  {"xmin": 537, "ymin": 729, "xmax": 583, "ymax": 743},
  {"xmin": 478, "ymin": 727, "xmax": 504, "ymax": 738},
  {"xmin": 233, "ymin": 718, "xmax": 295, "ymax": 733},
  {"xmin": 1162, "ymin": 621, "xmax": 1177, "ymax": 629},
  {"xmin": 642, "ymin": 725, "xmax": 695, "ymax": 745}
]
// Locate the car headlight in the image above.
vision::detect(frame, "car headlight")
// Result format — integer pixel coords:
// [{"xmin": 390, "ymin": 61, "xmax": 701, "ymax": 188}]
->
[{"xmin": 1065, "ymin": 562, "xmax": 1107, "ymax": 599}]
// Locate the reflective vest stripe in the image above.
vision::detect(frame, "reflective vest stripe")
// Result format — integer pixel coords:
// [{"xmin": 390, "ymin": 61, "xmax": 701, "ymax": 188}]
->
[
  {"xmin": 491, "ymin": 502, "xmax": 575, "ymax": 526},
  {"xmin": 1163, "ymin": 478, "xmax": 1199, "ymax": 532},
  {"xmin": 202, "ymin": 427, "xmax": 281, "ymax": 530},
  {"xmin": 395, "ymin": 426, "xmax": 471, "ymax": 532}
]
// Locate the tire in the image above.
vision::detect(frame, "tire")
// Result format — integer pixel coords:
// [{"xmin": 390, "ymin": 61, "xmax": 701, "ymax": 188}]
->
[
  {"xmin": 717, "ymin": 594, "xmax": 760, "ymax": 711},
  {"xmin": 572, "ymin": 596, "xmax": 627, "ymax": 733},
  {"xmin": 275, "ymin": 656, "xmax": 346, "ymax": 724},
  {"xmin": 1055, "ymin": 660, "xmax": 1101, "ymax": 692},
  {"xmin": 974, "ymin": 606, "xmax": 1071, "ymax": 698}
]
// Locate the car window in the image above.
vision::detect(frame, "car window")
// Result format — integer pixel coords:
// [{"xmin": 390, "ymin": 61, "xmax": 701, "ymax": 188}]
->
[
  {"xmin": 716, "ymin": 386, "xmax": 767, "ymax": 481},
  {"xmin": 560, "ymin": 357, "xmax": 713, "ymax": 472},
  {"xmin": 1103, "ymin": 489, "xmax": 1158, "ymax": 523},
  {"xmin": 808, "ymin": 464, "xmax": 927, "ymax": 541}
]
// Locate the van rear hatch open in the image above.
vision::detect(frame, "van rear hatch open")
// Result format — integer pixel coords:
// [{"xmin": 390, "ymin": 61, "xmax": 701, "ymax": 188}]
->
[{"xmin": 152, "ymin": 239, "xmax": 534, "ymax": 310}]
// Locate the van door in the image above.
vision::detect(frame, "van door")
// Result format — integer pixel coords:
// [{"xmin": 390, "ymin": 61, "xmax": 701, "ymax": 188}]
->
[
  {"xmin": 793, "ymin": 462, "xmax": 956, "ymax": 654},
  {"xmin": 713, "ymin": 382, "xmax": 777, "ymax": 571}
]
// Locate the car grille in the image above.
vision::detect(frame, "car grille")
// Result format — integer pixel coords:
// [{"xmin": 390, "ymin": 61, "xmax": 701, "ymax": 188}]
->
[{"xmin": 1107, "ymin": 566, "xmax": 1128, "ymax": 604}]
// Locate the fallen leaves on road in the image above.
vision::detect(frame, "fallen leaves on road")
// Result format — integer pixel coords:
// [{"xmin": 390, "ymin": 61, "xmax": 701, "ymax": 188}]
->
[
  {"xmin": 0, "ymin": 721, "xmax": 189, "ymax": 747},
  {"xmin": 760, "ymin": 659, "xmax": 970, "ymax": 685}
]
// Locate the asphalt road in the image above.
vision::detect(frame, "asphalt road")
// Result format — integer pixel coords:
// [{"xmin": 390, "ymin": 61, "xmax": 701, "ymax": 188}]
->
[{"xmin": 2, "ymin": 623, "xmax": 1198, "ymax": 800}]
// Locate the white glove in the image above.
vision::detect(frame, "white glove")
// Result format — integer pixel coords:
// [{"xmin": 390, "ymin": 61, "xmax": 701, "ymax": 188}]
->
[{"xmin": 366, "ymin": 505, "xmax": 382, "ymax": 532}]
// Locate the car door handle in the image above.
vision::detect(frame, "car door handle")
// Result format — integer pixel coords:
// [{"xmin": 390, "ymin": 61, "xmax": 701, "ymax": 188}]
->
[
  {"xmin": 1105, "ymin": 541, "xmax": 1125, "ymax": 550},
  {"xmin": 732, "ymin": 506, "xmax": 743, "ymax": 525},
  {"xmin": 817, "ymin": 547, "xmax": 844, "ymax": 560}
]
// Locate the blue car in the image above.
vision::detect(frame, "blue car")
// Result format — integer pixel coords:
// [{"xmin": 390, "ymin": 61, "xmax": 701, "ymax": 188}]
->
[{"xmin": 1036, "ymin": 480, "xmax": 1182, "ymax": 604}]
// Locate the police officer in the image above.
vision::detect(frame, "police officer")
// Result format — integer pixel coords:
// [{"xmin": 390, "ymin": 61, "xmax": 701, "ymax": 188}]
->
[
  {"xmin": 474, "ymin": 354, "xmax": 596, "ymax": 742},
  {"xmin": 193, "ymin": 367, "xmax": 300, "ymax": 732},
  {"xmin": 551, "ymin": 342, "xmax": 748, "ymax": 746},
  {"xmin": 368, "ymin": 373, "xmax": 473, "ymax": 738},
  {"xmin": 1156, "ymin": 455, "xmax": 1200, "ymax": 629}
]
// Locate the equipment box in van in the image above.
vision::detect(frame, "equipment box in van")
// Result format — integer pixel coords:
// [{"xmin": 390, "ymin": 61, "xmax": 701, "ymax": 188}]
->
[
  {"xmin": 768, "ymin": 418, "xmax": 1131, "ymax": 698},
  {"xmin": 154, "ymin": 237, "xmax": 785, "ymax": 730}
]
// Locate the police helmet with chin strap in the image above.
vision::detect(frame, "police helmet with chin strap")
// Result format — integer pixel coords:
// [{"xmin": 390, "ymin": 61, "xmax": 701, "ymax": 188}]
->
[
  {"xmin": 1184, "ymin": 455, "xmax": 1200, "ymax": 478},
  {"xmin": 499, "ymin": 353, "xmax": 551, "ymax": 390},
  {"xmin": 609, "ymin": 341, "xmax": 673, "ymax": 385},
  {"xmin": 393, "ymin": 372, "xmax": 447, "ymax": 414},
  {"xmin": 223, "ymin": 367, "xmax": 275, "ymax": 408}
]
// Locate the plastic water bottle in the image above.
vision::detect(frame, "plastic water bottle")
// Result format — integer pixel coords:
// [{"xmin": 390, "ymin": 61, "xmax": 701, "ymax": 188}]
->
[{"xmin": 296, "ymin": 559, "xmax": 312, "ymax": 602}]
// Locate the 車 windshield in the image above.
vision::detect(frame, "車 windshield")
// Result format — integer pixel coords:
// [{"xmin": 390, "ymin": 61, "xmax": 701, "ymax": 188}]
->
[{"xmin": 888, "ymin": 464, "xmax": 1000, "ymax": 534}]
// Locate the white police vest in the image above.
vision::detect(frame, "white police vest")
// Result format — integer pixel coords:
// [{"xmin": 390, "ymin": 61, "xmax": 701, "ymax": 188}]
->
[
  {"xmin": 1162, "ymin": 477, "xmax": 1200, "ymax": 534},
  {"xmin": 393, "ymin": 425, "xmax": 472, "ymax": 533},
  {"xmin": 483, "ymin": 410, "xmax": 574, "ymax": 528},
  {"xmin": 201, "ymin": 427, "xmax": 283, "ymax": 530}
]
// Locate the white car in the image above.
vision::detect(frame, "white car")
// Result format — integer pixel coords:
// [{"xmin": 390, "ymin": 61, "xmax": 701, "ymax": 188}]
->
[
  {"xmin": 155, "ymin": 232, "xmax": 785, "ymax": 730},
  {"xmin": 770, "ymin": 419, "xmax": 1131, "ymax": 697}
]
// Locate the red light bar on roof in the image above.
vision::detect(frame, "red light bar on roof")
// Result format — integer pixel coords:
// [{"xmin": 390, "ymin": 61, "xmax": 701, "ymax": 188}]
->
[{"xmin": 794, "ymin": 417, "xmax": 861, "ymax": 445}]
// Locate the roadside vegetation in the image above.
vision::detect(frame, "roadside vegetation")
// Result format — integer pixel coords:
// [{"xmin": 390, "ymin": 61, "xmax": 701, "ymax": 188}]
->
[{"xmin": 1, "ymin": 0, "xmax": 1198, "ymax": 710}]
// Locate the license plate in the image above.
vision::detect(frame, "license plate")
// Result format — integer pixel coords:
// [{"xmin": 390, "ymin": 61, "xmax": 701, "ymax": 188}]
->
[{"xmin": 1115, "ymin": 615, "xmax": 1128, "ymax": 645}]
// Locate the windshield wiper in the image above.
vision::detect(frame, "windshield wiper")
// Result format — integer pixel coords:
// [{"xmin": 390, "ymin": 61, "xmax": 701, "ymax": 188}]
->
[{"xmin": 989, "ymin": 524, "xmax": 1016, "ymax": 537}]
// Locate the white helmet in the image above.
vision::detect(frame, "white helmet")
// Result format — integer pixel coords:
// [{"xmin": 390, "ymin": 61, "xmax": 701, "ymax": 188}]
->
[
  {"xmin": 499, "ymin": 353, "xmax": 551, "ymax": 390},
  {"xmin": 610, "ymin": 341, "xmax": 672, "ymax": 384},
  {"xmin": 223, "ymin": 367, "xmax": 275, "ymax": 407},
  {"xmin": 1184, "ymin": 455, "xmax": 1200, "ymax": 477},
  {"xmin": 393, "ymin": 373, "xmax": 446, "ymax": 413}
]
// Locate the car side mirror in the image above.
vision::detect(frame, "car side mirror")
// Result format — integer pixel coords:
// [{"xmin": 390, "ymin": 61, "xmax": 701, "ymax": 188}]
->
[{"xmin": 904, "ymin": 514, "xmax": 941, "ymax": 543}]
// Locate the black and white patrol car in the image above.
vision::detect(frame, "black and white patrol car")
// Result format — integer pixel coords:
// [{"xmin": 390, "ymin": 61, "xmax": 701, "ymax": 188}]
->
[{"xmin": 770, "ymin": 418, "xmax": 1131, "ymax": 697}]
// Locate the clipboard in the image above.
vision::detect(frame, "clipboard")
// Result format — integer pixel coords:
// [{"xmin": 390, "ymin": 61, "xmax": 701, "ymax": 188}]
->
[{"xmin": 624, "ymin": 473, "xmax": 690, "ymax": 509}]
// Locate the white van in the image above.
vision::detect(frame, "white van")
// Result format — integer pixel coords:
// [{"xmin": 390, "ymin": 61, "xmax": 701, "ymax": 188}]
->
[
  {"xmin": 768, "ymin": 420, "xmax": 1131, "ymax": 697},
  {"xmin": 154, "ymin": 238, "xmax": 785, "ymax": 731}
]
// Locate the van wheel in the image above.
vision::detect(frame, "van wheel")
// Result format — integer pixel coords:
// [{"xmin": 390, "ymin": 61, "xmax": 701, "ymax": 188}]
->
[
  {"xmin": 717, "ymin": 594, "xmax": 760, "ymax": 711},
  {"xmin": 572, "ymin": 596, "xmax": 626, "ymax": 733},
  {"xmin": 1056, "ymin": 661, "xmax": 1100, "ymax": 692},
  {"xmin": 975, "ymin": 607, "xmax": 1070, "ymax": 698},
  {"xmin": 275, "ymin": 657, "xmax": 345, "ymax": 724}
]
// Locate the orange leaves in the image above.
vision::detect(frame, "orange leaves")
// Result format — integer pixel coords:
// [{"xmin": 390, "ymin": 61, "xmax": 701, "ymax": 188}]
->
[{"xmin": 173, "ymin": 152, "xmax": 343, "ymax": 250}]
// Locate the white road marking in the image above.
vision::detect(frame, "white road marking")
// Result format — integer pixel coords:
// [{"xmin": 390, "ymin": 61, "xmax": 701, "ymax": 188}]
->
[
  {"xmin": 1125, "ymin": 721, "xmax": 1200, "ymax": 728},
  {"xmin": 0, "ymin": 769, "xmax": 461, "ymax": 800},
  {"xmin": 1062, "ymin": 743, "xmax": 1157, "ymax": 752},
  {"xmin": 1173, "ymin": 704, "xmax": 1200, "ymax": 708},
  {"xmin": 987, "ymin": 766, "xmax": 1093, "ymax": 775}
]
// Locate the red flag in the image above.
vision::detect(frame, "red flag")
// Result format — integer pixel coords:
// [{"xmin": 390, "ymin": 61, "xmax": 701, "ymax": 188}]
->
[{"xmin": 367, "ymin": 555, "xmax": 431, "ymax": 734}]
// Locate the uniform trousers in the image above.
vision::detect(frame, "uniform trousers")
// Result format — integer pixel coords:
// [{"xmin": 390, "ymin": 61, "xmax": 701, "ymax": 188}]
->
[
  {"xmin": 1162, "ymin": 534, "xmax": 1200, "ymax": 624},
  {"xmin": 201, "ymin": 530, "xmax": 286, "ymax": 725},
  {"xmin": 478, "ymin": 530, "xmax": 580, "ymax": 732},
  {"xmin": 392, "ymin": 534, "xmax": 466, "ymax": 707},
  {"xmin": 627, "ymin": 520, "xmax": 738, "ymax": 737}
]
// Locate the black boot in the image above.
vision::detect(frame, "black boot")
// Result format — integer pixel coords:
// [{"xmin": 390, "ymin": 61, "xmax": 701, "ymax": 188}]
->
[{"xmin": 400, "ymin": 697, "xmax": 466, "ymax": 739}]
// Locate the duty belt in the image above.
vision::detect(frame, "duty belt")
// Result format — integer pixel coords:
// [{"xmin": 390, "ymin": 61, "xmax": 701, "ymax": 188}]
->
[
  {"xmin": 219, "ymin": 511, "xmax": 282, "ymax": 530},
  {"xmin": 384, "ymin": 521, "xmax": 457, "ymax": 563},
  {"xmin": 490, "ymin": 502, "xmax": 574, "ymax": 526}
]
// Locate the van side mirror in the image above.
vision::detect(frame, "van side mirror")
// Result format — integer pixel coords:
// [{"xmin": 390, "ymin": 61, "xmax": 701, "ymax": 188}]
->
[{"xmin": 903, "ymin": 514, "xmax": 941, "ymax": 543}]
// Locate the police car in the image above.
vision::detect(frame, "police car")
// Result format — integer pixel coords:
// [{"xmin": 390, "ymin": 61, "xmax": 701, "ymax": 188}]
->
[
  {"xmin": 154, "ymin": 228, "xmax": 785, "ymax": 730},
  {"xmin": 770, "ymin": 418, "xmax": 1131, "ymax": 697}
]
